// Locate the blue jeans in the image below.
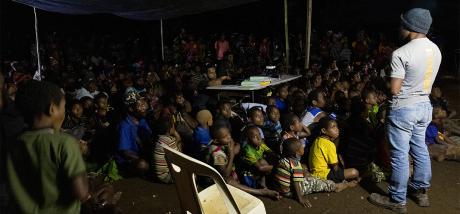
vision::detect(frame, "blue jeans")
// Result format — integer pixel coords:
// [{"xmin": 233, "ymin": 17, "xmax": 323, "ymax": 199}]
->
[{"xmin": 387, "ymin": 102, "xmax": 432, "ymax": 204}]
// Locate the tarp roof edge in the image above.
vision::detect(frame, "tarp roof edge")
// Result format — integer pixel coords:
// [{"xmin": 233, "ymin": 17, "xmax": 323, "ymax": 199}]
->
[{"xmin": 13, "ymin": 0, "xmax": 261, "ymax": 20}]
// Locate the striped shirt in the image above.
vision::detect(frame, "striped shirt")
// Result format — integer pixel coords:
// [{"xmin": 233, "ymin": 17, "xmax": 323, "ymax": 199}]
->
[
  {"xmin": 275, "ymin": 157, "xmax": 305, "ymax": 195},
  {"xmin": 154, "ymin": 135, "xmax": 181, "ymax": 183}
]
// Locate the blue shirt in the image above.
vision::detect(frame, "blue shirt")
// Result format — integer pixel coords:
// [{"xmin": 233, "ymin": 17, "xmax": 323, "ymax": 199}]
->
[
  {"xmin": 275, "ymin": 97, "xmax": 287, "ymax": 112},
  {"xmin": 117, "ymin": 116, "xmax": 152, "ymax": 163},
  {"xmin": 425, "ymin": 122, "xmax": 438, "ymax": 146},
  {"xmin": 264, "ymin": 120, "xmax": 282, "ymax": 135},
  {"xmin": 194, "ymin": 126, "xmax": 211, "ymax": 145}
]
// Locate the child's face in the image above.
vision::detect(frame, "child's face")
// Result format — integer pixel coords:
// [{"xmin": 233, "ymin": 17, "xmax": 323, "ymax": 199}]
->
[
  {"xmin": 251, "ymin": 110, "xmax": 265, "ymax": 126},
  {"xmin": 175, "ymin": 95, "xmax": 185, "ymax": 105},
  {"xmin": 314, "ymin": 76, "xmax": 322, "ymax": 88},
  {"xmin": 365, "ymin": 92, "xmax": 378, "ymax": 106},
  {"xmin": 88, "ymin": 82, "xmax": 97, "ymax": 93},
  {"xmin": 71, "ymin": 103, "xmax": 83, "ymax": 119},
  {"xmin": 314, "ymin": 93, "xmax": 326, "ymax": 108},
  {"xmin": 82, "ymin": 98, "xmax": 94, "ymax": 110},
  {"xmin": 431, "ymin": 87, "xmax": 442, "ymax": 98},
  {"xmin": 322, "ymin": 121, "xmax": 340, "ymax": 140},
  {"xmin": 290, "ymin": 118, "xmax": 303, "ymax": 132},
  {"xmin": 96, "ymin": 97, "xmax": 108, "ymax": 110},
  {"xmin": 217, "ymin": 128, "xmax": 232, "ymax": 145},
  {"xmin": 219, "ymin": 103, "xmax": 232, "ymax": 119},
  {"xmin": 247, "ymin": 128, "xmax": 263, "ymax": 147},
  {"xmin": 135, "ymin": 99, "xmax": 149, "ymax": 117},
  {"xmin": 278, "ymin": 87, "xmax": 289, "ymax": 100},
  {"xmin": 353, "ymin": 74, "xmax": 361, "ymax": 82},
  {"xmin": 207, "ymin": 68, "xmax": 217, "ymax": 80},
  {"xmin": 268, "ymin": 108, "xmax": 280, "ymax": 123}
]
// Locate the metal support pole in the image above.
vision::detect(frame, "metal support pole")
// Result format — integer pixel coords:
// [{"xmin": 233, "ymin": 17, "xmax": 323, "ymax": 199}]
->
[
  {"xmin": 305, "ymin": 0, "xmax": 312, "ymax": 70},
  {"xmin": 160, "ymin": 19, "xmax": 165, "ymax": 61},
  {"xmin": 33, "ymin": 8, "xmax": 42, "ymax": 81},
  {"xmin": 284, "ymin": 0, "xmax": 290, "ymax": 74}
]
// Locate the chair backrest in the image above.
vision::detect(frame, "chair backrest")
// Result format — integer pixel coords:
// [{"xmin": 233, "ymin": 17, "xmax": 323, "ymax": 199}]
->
[{"xmin": 162, "ymin": 144, "xmax": 241, "ymax": 214}]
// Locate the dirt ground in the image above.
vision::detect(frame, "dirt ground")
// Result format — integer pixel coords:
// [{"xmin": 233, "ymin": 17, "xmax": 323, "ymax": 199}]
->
[{"xmin": 114, "ymin": 77, "xmax": 460, "ymax": 214}]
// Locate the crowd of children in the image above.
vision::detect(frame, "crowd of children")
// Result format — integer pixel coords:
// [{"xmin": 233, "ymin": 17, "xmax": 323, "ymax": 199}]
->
[{"xmin": 1, "ymin": 28, "xmax": 459, "ymax": 213}]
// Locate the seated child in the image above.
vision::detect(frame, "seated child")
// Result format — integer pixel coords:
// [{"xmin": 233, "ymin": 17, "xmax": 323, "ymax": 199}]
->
[
  {"xmin": 193, "ymin": 110, "xmax": 213, "ymax": 159},
  {"xmin": 275, "ymin": 84, "xmax": 289, "ymax": 113},
  {"xmin": 209, "ymin": 126, "xmax": 280, "ymax": 199},
  {"xmin": 309, "ymin": 117, "xmax": 360, "ymax": 183},
  {"xmin": 62, "ymin": 99, "xmax": 86, "ymax": 130},
  {"xmin": 361, "ymin": 89, "xmax": 379, "ymax": 127},
  {"xmin": 153, "ymin": 116, "xmax": 182, "ymax": 183},
  {"xmin": 264, "ymin": 105, "xmax": 282, "ymax": 135},
  {"xmin": 116, "ymin": 87, "xmax": 151, "ymax": 176},
  {"xmin": 241, "ymin": 126, "xmax": 277, "ymax": 188},
  {"xmin": 274, "ymin": 138, "xmax": 353, "ymax": 208},
  {"xmin": 263, "ymin": 105, "xmax": 282, "ymax": 150},
  {"xmin": 426, "ymin": 106, "xmax": 460, "ymax": 162},
  {"xmin": 172, "ymin": 92, "xmax": 197, "ymax": 141},
  {"xmin": 7, "ymin": 80, "xmax": 88, "ymax": 213},
  {"xmin": 94, "ymin": 93, "xmax": 111, "ymax": 129},
  {"xmin": 214, "ymin": 99, "xmax": 233, "ymax": 132},
  {"xmin": 281, "ymin": 113, "xmax": 311, "ymax": 148},
  {"xmin": 301, "ymin": 89, "xmax": 327, "ymax": 128},
  {"xmin": 207, "ymin": 66, "xmax": 230, "ymax": 86},
  {"xmin": 342, "ymin": 99, "xmax": 385, "ymax": 182},
  {"xmin": 193, "ymin": 109, "xmax": 213, "ymax": 146},
  {"xmin": 430, "ymin": 86, "xmax": 460, "ymax": 136},
  {"xmin": 246, "ymin": 106, "xmax": 266, "ymax": 140}
]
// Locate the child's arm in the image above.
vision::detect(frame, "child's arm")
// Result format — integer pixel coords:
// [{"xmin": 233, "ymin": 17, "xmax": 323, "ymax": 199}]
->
[
  {"xmin": 226, "ymin": 179, "xmax": 281, "ymax": 200},
  {"xmin": 293, "ymin": 181, "xmax": 312, "ymax": 208},
  {"xmin": 63, "ymin": 137, "xmax": 89, "ymax": 202},
  {"xmin": 443, "ymin": 135, "xmax": 456, "ymax": 145},
  {"xmin": 72, "ymin": 173, "xmax": 90, "ymax": 202},
  {"xmin": 217, "ymin": 141, "xmax": 239, "ymax": 178},
  {"xmin": 254, "ymin": 159, "xmax": 273, "ymax": 173},
  {"xmin": 171, "ymin": 128, "xmax": 182, "ymax": 143},
  {"xmin": 218, "ymin": 76, "xmax": 231, "ymax": 81},
  {"xmin": 328, "ymin": 163, "xmax": 340, "ymax": 171},
  {"xmin": 301, "ymin": 124, "xmax": 311, "ymax": 137}
]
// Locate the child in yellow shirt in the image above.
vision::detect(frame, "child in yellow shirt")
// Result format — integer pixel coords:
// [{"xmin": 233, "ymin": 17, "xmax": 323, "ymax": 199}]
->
[{"xmin": 308, "ymin": 117, "xmax": 360, "ymax": 183}]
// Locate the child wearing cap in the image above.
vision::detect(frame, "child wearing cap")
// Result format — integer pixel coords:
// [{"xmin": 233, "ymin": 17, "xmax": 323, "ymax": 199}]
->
[{"xmin": 116, "ymin": 87, "xmax": 152, "ymax": 176}]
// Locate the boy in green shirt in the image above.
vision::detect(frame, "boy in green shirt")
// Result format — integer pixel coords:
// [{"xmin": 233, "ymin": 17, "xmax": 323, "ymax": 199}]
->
[{"xmin": 6, "ymin": 80, "xmax": 89, "ymax": 213}]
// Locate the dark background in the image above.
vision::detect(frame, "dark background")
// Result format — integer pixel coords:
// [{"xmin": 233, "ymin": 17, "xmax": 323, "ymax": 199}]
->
[{"xmin": 1, "ymin": 0, "xmax": 459, "ymax": 73}]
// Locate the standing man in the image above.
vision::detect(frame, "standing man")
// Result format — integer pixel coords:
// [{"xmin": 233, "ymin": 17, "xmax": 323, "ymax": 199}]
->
[{"xmin": 369, "ymin": 8, "xmax": 441, "ymax": 214}]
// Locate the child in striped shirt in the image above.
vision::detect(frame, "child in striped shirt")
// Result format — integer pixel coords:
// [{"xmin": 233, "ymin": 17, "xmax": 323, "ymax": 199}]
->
[
  {"xmin": 153, "ymin": 116, "xmax": 182, "ymax": 183},
  {"xmin": 275, "ymin": 138, "xmax": 353, "ymax": 208}
]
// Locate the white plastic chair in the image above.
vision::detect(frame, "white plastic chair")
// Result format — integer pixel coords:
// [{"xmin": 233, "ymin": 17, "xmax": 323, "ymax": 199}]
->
[{"xmin": 162, "ymin": 144, "xmax": 266, "ymax": 214}]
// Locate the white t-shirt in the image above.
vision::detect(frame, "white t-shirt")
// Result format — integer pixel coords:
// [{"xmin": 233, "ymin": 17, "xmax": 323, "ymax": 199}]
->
[{"xmin": 389, "ymin": 38, "xmax": 441, "ymax": 108}]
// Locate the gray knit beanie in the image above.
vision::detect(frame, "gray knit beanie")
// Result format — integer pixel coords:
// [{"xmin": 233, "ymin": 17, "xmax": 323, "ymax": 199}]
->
[{"xmin": 400, "ymin": 8, "xmax": 432, "ymax": 34}]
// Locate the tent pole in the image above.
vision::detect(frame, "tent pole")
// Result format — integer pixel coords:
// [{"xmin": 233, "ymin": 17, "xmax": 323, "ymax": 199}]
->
[
  {"xmin": 160, "ymin": 19, "xmax": 165, "ymax": 61},
  {"xmin": 284, "ymin": 0, "xmax": 290, "ymax": 74},
  {"xmin": 304, "ymin": 0, "xmax": 312, "ymax": 70},
  {"xmin": 33, "ymin": 7, "xmax": 42, "ymax": 81}
]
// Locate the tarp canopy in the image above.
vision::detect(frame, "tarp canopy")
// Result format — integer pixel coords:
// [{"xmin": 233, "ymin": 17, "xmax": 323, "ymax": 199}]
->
[{"xmin": 13, "ymin": 0, "xmax": 260, "ymax": 20}]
